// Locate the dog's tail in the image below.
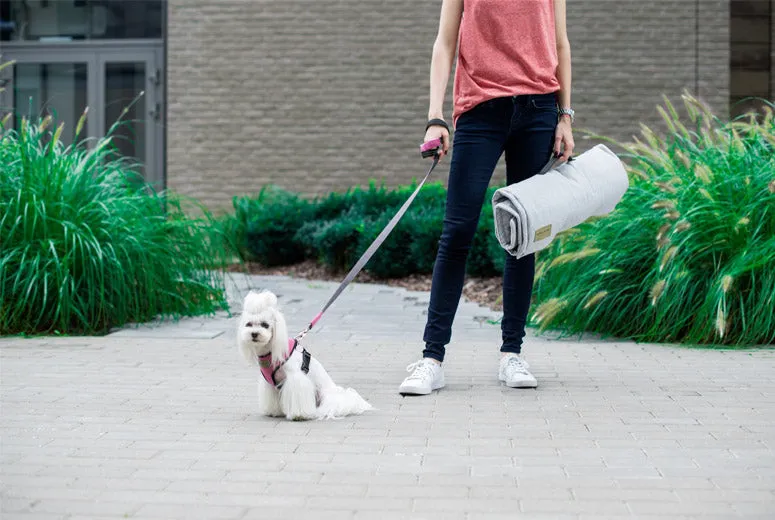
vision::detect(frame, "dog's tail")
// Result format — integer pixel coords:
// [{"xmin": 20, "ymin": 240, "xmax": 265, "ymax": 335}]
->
[
  {"xmin": 243, "ymin": 290, "xmax": 277, "ymax": 315},
  {"xmin": 317, "ymin": 386, "xmax": 373, "ymax": 420}
]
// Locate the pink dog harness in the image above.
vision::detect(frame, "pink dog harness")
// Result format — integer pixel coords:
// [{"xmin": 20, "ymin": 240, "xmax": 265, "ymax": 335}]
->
[{"xmin": 257, "ymin": 338, "xmax": 311, "ymax": 388}]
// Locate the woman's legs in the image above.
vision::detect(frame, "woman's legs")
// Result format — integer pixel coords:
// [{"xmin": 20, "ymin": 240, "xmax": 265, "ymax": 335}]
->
[
  {"xmin": 500, "ymin": 94, "xmax": 559, "ymax": 356},
  {"xmin": 417, "ymin": 93, "xmax": 558, "ymax": 364}
]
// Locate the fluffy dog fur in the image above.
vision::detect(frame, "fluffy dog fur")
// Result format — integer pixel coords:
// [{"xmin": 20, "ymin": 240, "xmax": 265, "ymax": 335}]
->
[{"xmin": 237, "ymin": 290, "xmax": 372, "ymax": 420}]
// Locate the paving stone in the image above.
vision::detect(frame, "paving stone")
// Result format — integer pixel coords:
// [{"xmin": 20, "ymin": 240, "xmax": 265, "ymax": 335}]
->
[{"xmin": 2, "ymin": 273, "xmax": 774, "ymax": 518}]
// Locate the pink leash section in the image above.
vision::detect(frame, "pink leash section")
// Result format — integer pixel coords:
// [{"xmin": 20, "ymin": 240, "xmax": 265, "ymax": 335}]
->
[{"xmin": 293, "ymin": 138, "xmax": 444, "ymax": 343}]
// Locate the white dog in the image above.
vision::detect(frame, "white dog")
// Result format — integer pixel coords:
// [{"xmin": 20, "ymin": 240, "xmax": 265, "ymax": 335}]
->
[{"xmin": 237, "ymin": 290, "xmax": 372, "ymax": 420}]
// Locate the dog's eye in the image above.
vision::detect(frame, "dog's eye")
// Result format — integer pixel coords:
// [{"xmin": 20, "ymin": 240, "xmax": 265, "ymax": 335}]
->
[
  {"xmin": 260, "ymin": 321, "xmax": 269, "ymax": 328},
  {"xmin": 245, "ymin": 322, "xmax": 253, "ymax": 327}
]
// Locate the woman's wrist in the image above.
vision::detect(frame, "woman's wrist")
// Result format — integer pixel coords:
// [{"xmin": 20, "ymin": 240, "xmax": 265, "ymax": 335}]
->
[
  {"xmin": 558, "ymin": 107, "xmax": 574, "ymax": 124},
  {"xmin": 426, "ymin": 118, "xmax": 450, "ymax": 133}
]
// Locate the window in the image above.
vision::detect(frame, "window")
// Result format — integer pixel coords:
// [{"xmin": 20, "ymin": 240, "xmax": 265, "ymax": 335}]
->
[
  {"xmin": 730, "ymin": 0, "xmax": 773, "ymax": 117},
  {"xmin": 0, "ymin": 0, "xmax": 162, "ymax": 42}
]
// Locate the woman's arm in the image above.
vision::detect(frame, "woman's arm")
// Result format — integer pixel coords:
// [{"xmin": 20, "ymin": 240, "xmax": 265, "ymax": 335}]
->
[
  {"xmin": 554, "ymin": 0, "xmax": 572, "ymax": 111},
  {"xmin": 553, "ymin": 0, "xmax": 575, "ymax": 160},
  {"xmin": 425, "ymin": 0, "xmax": 464, "ymax": 157}
]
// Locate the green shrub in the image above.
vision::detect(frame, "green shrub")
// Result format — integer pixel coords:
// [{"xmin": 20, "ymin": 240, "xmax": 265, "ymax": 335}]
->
[
  {"xmin": 311, "ymin": 190, "xmax": 351, "ymax": 221},
  {"xmin": 0, "ymin": 114, "xmax": 227, "ymax": 335},
  {"xmin": 298, "ymin": 207, "xmax": 365, "ymax": 271},
  {"xmin": 405, "ymin": 184, "xmax": 447, "ymax": 274},
  {"xmin": 356, "ymin": 183, "xmax": 446, "ymax": 278},
  {"xmin": 487, "ymin": 227, "xmax": 507, "ymax": 274},
  {"xmin": 406, "ymin": 206, "xmax": 445, "ymax": 274},
  {"xmin": 223, "ymin": 196, "xmax": 254, "ymax": 261},
  {"xmin": 294, "ymin": 183, "xmax": 404, "ymax": 273},
  {"xmin": 409, "ymin": 181, "xmax": 448, "ymax": 208},
  {"xmin": 355, "ymin": 210, "xmax": 414, "ymax": 279},
  {"xmin": 224, "ymin": 177, "xmax": 507, "ymax": 280},
  {"xmin": 243, "ymin": 186, "xmax": 314, "ymax": 266},
  {"xmin": 348, "ymin": 181, "xmax": 449, "ymax": 279},
  {"xmin": 348, "ymin": 181, "xmax": 412, "ymax": 219},
  {"xmin": 531, "ymin": 93, "xmax": 775, "ymax": 346}
]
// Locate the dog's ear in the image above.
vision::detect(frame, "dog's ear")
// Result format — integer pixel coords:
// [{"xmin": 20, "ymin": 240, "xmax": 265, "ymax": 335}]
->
[
  {"xmin": 268, "ymin": 308, "xmax": 290, "ymax": 362},
  {"xmin": 243, "ymin": 290, "xmax": 278, "ymax": 314}
]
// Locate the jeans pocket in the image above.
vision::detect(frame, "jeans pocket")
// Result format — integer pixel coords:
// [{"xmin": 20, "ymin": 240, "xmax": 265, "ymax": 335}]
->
[
  {"xmin": 470, "ymin": 98, "xmax": 500, "ymax": 114},
  {"xmin": 530, "ymin": 95, "xmax": 558, "ymax": 112}
]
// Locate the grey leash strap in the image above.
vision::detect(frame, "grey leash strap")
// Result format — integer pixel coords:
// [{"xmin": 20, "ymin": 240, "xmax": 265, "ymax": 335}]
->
[
  {"xmin": 538, "ymin": 154, "xmax": 572, "ymax": 176},
  {"xmin": 296, "ymin": 153, "xmax": 442, "ymax": 340}
]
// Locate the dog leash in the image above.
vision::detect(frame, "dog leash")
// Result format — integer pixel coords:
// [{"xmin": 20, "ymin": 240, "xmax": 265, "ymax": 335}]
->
[{"xmin": 293, "ymin": 138, "xmax": 444, "ymax": 342}]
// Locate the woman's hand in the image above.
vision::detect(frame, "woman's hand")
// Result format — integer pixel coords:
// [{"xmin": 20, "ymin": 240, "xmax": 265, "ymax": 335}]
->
[
  {"xmin": 424, "ymin": 124, "xmax": 451, "ymax": 159},
  {"xmin": 554, "ymin": 118, "xmax": 574, "ymax": 162}
]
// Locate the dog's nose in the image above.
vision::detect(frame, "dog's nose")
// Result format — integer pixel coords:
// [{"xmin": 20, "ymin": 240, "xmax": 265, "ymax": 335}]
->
[{"xmin": 251, "ymin": 332, "xmax": 259, "ymax": 339}]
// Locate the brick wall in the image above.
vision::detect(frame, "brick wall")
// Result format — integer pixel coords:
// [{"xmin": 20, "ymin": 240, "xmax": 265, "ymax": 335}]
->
[
  {"xmin": 701, "ymin": 0, "xmax": 735, "ymax": 108},
  {"xmin": 167, "ymin": 0, "xmax": 730, "ymax": 212}
]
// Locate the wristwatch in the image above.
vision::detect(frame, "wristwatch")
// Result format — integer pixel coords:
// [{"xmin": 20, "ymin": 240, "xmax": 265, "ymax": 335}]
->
[{"xmin": 558, "ymin": 107, "xmax": 575, "ymax": 124}]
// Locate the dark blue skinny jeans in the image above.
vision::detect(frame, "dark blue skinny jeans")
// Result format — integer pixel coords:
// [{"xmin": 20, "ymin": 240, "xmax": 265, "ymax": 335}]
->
[{"xmin": 422, "ymin": 93, "xmax": 559, "ymax": 362}]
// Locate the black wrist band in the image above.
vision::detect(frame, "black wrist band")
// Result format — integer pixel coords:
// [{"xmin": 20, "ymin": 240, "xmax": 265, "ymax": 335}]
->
[{"xmin": 426, "ymin": 118, "xmax": 450, "ymax": 133}]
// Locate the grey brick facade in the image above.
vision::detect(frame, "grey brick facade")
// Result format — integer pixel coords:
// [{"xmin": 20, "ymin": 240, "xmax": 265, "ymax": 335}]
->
[{"xmin": 167, "ymin": 0, "xmax": 731, "ymax": 211}]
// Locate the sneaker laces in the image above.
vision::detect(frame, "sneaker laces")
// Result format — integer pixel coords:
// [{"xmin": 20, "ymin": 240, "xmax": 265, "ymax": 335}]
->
[
  {"xmin": 405, "ymin": 360, "xmax": 436, "ymax": 381},
  {"xmin": 504, "ymin": 355, "xmax": 530, "ymax": 376}
]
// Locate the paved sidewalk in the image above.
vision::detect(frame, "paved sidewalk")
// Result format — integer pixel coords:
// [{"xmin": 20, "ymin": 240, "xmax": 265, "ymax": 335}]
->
[{"xmin": 2, "ymin": 273, "xmax": 775, "ymax": 520}]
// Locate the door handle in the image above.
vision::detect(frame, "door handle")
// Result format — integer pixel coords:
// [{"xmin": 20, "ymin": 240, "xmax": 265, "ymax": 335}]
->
[
  {"xmin": 149, "ymin": 102, "xmax": 161, "ymax": 121},
  {"xmin": 148, "ymin": 68, "xmax": 161, "ymax": 87}
]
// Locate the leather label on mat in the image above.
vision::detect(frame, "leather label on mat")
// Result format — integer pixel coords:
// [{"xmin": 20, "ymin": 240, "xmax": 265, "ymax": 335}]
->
[{"xmin": 535, "ymin": 225, "xmax": 552, "ymax": 241}]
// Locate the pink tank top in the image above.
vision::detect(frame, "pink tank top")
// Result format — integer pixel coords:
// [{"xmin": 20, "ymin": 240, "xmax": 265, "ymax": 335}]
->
[{"xmin": 453, "ymin": 0, "xmax": 560, "ymax": 126}]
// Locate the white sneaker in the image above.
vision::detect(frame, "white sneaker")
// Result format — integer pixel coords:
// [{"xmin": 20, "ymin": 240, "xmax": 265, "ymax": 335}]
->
[
  {"xmin": 399, "ymin": 359, "xmax": 445, "ymax": 395},
  {"xmin": 499, "ymin": 353, "xmax": 537, "ymax": 388}
]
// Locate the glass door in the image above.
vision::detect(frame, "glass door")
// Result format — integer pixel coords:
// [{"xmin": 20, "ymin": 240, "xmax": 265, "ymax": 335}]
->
[
  {"xmin": 98, "ymin": 49, "xmax": 161, "ymax": 187},
  {"xmin": 0, "ymin": 44, "xmax": 162, "ymax": 188},
  {"xmin": 0, "ymin": 50, "xmax": 96, "ymax": 148}
]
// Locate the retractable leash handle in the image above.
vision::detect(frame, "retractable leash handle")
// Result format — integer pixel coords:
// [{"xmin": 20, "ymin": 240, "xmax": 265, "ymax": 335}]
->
[
  {"xmin": 294, "ymin": 138, "xmax": 444, "ymax": 342},
  {"xmin": 420, "ymin": 137, "xmax": 443, "ymax": 158}
]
